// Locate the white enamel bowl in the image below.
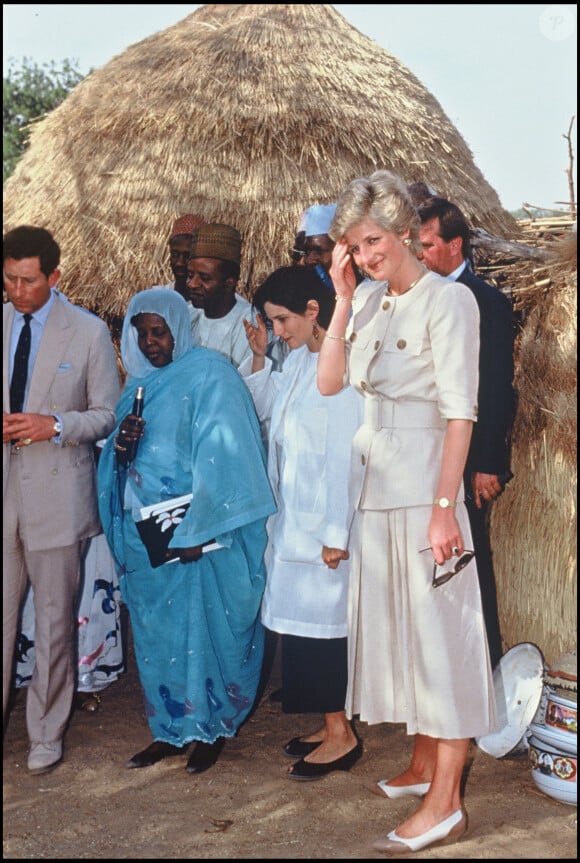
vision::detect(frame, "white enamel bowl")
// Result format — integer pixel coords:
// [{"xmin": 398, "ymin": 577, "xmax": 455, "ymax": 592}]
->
[
  {"xmin": 476, "ymin": 642, "xmax": 545, "ymax": 758},
  {"xmin": 528, "ymin": 720, "xmax": 577, "ymax": 755},
  {"xmin": 528, "ymin": 733, "xmax": 577, "ymax": 806}
]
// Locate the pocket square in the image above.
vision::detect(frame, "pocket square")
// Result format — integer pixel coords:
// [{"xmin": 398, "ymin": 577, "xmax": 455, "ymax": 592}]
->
[{"xmin": 57, "ymin": 362, "xmax": 72, "ymax": 371}]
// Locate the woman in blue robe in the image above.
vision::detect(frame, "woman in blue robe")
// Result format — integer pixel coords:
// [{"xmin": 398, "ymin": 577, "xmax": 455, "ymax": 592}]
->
[{"xmin": 98, "ymin": 288, "xmax": 275, "ymax": 773}]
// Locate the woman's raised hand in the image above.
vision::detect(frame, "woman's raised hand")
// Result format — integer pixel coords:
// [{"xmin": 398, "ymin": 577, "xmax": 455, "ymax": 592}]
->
[
  {"xmin": 243, "ymin": 312, "xmax": 268, "ymax": 357},
  {"xmin": 330, "ymin": 239, "xmax": 357, "ymax": 300}
]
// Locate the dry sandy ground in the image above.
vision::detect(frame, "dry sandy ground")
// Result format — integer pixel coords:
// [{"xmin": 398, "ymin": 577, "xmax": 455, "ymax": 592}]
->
[{"xmin": 3, "ymin": 633, "xmax": 577, "ymax": 860}]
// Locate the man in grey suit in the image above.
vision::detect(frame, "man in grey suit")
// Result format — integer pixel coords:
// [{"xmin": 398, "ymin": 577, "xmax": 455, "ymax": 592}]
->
[{"xmin": 3, "ymin": 225, "xmax": 120, "ymax": 774}]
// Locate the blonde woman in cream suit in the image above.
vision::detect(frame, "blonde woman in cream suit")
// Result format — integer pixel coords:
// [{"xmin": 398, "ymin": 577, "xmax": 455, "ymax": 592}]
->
[{"xmin": 317, "ymin": 172, "xmax": 496, "ymax": 855}]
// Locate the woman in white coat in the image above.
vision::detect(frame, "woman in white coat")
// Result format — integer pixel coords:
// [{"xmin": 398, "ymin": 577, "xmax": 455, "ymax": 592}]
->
[{"xmin": 241, "ymin": 266, "xmax": 363, "ymax": 780}]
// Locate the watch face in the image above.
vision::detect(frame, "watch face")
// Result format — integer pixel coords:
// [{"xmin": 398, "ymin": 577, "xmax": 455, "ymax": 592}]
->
[{"xmin": 434, "ymin": 497, "xmax": 453, "ymax": 508}]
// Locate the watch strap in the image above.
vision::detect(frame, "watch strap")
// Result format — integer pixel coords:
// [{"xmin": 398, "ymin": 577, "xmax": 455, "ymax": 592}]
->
[{"xmin": 433, "ymin": 497, "xmax": 457, "ymax": 508}]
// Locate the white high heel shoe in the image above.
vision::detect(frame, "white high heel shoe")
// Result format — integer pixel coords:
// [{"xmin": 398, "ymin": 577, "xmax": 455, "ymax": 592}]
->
[
  {"xmin": 369, "ymin": 778, "xmax": 431, "ymax": 799},
  {"xmin": 372, "ymin": 808, "xmax": 467, "ymax": 854}
]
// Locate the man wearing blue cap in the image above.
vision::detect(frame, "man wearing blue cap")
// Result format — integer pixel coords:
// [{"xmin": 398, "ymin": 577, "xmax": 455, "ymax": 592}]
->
[
  {"xmin": 294, "ymin": 203, "xmax": 337, "ymax": 277},
  {"xmin": 292, "ymin": 203, "xmax": 363, "ymax": 290}
]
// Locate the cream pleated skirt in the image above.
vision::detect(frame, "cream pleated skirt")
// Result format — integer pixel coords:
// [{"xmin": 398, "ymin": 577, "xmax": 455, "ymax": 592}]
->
[{"xmin": 346, "ymin": 504, "xmax": 497, "ymax": 739}]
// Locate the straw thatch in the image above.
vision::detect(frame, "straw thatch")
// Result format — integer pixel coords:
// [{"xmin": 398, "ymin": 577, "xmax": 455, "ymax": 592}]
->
[
  {"xmin": 489, "ymin": 233, "xmax": 577, "ymax": 667},
  {"xmin": 3, "ymin": 3, "xmax": 518, "ymax": 326}
]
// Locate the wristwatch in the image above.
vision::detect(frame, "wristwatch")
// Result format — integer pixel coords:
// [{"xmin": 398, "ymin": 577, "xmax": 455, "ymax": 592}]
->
[
  {"xmin": 433, "ymin": 497, "xmax": 457, "ymax": 509},
  {"xmin": 52, "ymin": 418, "xmax": 63, "ymax": 437}
]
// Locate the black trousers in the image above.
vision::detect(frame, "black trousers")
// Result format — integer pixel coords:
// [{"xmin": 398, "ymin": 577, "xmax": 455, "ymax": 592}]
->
[{"xmin": 465, "ymin": 495, "xmax": 503, "ymax": 669}]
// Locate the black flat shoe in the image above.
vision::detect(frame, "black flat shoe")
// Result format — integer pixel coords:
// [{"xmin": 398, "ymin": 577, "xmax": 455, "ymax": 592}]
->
[
  {"xmin": 282, "ymin": 736, "xmax": 323, "ymax": 759},
  {"xmin": 186, "ymin": 738, "xmax": 225, "ymax": 774},
  {"xmin": 288, "ymin": 739, "xmax": 363, "ymax": 781},
  {"xmin": 126, "ymin": 741, "xmax": 188, "ymax": 769}
]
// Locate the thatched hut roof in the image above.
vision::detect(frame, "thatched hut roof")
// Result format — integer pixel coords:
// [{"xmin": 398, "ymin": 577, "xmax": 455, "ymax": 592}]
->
[
  {"xmin": 3, "ymin": 3, "xmax": 518, "ymax": 320},
  {"xmin": 489, "ymin": 235, "xmax": 577, "ymax": 666}
]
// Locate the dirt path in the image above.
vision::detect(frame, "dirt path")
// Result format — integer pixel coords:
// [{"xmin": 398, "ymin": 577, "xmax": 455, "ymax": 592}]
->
[{"xmin": 3, "ymin": 634, "xmax": 577, "ymax": 859}]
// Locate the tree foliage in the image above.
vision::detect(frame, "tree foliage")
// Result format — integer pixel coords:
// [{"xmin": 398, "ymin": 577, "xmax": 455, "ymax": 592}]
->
[{"xmin": 3, "ymin": 57, "xmax": 87, "ymax": 182}]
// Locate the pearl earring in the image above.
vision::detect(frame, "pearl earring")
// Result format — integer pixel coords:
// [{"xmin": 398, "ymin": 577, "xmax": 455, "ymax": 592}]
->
[{"xmin": 403, "ymin": 238, "xmax": 412, "ymax": 247}]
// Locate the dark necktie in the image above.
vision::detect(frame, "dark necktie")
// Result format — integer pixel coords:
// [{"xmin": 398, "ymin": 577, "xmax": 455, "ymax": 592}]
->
[{"xmin": 10, "ymin": 313, "xmax": 32, "ymax": 414}]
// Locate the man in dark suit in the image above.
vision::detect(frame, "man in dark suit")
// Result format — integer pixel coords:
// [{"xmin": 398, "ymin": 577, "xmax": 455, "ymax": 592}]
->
[
  {"xmin": 418, "ymin": 198, "xmax": 516, "ymax": 668},
  {"xmin": 3, "ymin": 225, "xmax": 120, "ymax": 774}
]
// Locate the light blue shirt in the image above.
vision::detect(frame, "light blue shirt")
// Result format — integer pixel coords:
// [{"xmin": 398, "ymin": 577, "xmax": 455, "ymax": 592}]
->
[
  {"xmin": 449, "ymin": 260, "xmax": 468, "ymax": 281},
  {"xmin": 9, "ymin": 289, "xmax": 56, "ymax": 409},
  {"xmin": 9, "ymin": 288, "xmax": 63, "ymax": 442}
]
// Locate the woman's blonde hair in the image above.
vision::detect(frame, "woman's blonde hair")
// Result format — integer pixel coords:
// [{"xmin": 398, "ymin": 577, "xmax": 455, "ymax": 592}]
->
[{"xmin": 329, "ymin": 170, "xmax": 421, "ymax": 255}]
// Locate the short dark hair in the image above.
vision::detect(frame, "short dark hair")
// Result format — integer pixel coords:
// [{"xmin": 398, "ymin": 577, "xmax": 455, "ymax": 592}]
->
[
  {"xmin": 3, "ymin": 225, "xmax": 61, "ymax": 276},
  {"xmin": 252, "ymin": 266, "xmax": 336, "ymax": 329},
  {"xmin": 417, "ymin": 197, "xmax": 472, "ymax": 260}
]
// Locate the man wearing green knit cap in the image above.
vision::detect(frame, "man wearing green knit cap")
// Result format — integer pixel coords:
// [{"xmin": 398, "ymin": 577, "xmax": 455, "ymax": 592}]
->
[{"xmin": 185, "ymin": 222, "xmax": 252, "ymax": 369}]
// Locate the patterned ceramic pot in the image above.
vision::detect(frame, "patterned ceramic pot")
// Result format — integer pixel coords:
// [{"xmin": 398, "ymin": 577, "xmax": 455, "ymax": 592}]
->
[
  {"xmin": 528, "ymin": 733, "xmax": 577, "ymax": 806},
  {"xmin": 545, "ymin": 691, "xmax": 577, "ymax": 740}
]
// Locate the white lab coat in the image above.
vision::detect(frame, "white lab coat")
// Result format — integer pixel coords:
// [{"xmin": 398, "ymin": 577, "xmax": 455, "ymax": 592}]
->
[{"xmin": 239, "ymin": 346, "xmax": 363, "ymax": 638}]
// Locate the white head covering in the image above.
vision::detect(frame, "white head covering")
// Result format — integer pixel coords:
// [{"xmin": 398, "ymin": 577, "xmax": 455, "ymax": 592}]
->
[
  {"xmin": 298, "ymin": 203, "xmax": 337, "ymax": 237},
  {"xmin": 121, "ymin": 288, "xmax": 193, "ymax": 378}
]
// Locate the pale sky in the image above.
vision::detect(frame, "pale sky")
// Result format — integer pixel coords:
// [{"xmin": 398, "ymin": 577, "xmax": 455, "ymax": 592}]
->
[{"xmin": 3, "ymin": 3, "xmax": 577, "ymax": 212}]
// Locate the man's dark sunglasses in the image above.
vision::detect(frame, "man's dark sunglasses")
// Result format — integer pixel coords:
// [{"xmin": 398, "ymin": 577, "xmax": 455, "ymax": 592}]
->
[{"xmin": 289, "ymin": 247, "xmax": 306, "ymax": 263}]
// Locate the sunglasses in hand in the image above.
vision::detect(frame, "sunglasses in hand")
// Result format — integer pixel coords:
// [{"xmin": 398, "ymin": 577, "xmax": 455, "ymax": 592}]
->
[{"xmin": 419, "ymin": 548, "xmax": 476, "ymax": 588}]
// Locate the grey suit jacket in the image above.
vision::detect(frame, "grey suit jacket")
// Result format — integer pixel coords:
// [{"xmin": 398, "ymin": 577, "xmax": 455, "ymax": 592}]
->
[{"xmin": 3, "ymin": 291, "xmax": 121, "ymax": 551}]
